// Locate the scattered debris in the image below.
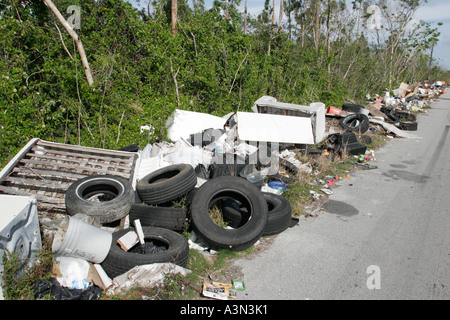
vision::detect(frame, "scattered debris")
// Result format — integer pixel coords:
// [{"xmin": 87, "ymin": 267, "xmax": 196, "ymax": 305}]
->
[{"xmin": 0, "ymin": 81, "xmax": 446, "ymax": 300}]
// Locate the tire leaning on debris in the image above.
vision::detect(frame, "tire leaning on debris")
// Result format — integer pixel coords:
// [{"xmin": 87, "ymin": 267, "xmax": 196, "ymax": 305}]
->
[
  {"xmin": 342, "ymin": 103, "xmax": 369, "ymax": 115},
  {"xmin": 101, "ymin": 227, "xmax": 189, "ymax": 279},
  {"xmin": 190, "ymin": 176, "xmax": 268, "ymax": 251},
  {"xmin": 136, "ymin": 164, "xmax": 197, "ymax": 205},
  {"xmin": 129, "ymin": 203, "xmax": 187, "ymax": 232},
  {"xmin": 222, "ymin": 192, "xmax": 293, "ymax": 236},
  {"xmin": 339, "ymin": 114, "xmax": 370, "ymax": 134},
  {"xmin": 65, "ymin": 175, "xmax": 134, "ymax": 224}
]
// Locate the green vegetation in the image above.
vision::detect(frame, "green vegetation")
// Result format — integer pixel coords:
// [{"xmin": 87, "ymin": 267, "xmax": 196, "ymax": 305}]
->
[
  {"xmin": 0, "ymin": 0, "xmax": 448, "ymax": 300},
  {"xmin": 1, "ymin": 0, "xmax": 449, "ymax": 169},
  {"xmin": 1, "ymin": 234, "xmax": 54, "ymax": 300}
]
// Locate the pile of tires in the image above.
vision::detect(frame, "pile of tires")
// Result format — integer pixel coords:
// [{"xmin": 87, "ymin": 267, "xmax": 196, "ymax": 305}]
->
[
  {"xmin": 380, "ymin": 107, "xmax": 418, "ymax": 131},
  {"xmin": 63, "ymin": 163, "xmax": 295, "ymax": 279},
  {"xmin": 190, "ymin": 176, "xmax": 295, "ymax": 251},
  {"xmin": 63, "ymin": 164, "xmax": 197, "ymax": 279}
]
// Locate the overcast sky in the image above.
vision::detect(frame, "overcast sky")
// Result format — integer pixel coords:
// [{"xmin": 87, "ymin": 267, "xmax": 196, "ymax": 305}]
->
[{"xmin": 128, "ymin": 0, "xmax": 450, "ymax": 70}]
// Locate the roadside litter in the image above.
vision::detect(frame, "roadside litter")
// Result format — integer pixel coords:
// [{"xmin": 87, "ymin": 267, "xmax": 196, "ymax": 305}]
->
[{"xmin": 0, "ymin": 80, "xmax": 446, "ymax": 300}]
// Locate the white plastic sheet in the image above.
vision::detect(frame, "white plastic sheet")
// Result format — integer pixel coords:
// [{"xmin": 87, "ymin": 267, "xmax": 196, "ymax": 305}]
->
[{"xmin": 166, "ymin": 109, "xmax": 228, "ymax": 142}]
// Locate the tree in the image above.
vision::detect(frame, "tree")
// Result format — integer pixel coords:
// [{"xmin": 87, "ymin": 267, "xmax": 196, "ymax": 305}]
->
[
  {"xmin": 278, "ymin": 0, "xmax": 284, "ymax": 29},
  {"xmin": 172, "ymin": 0, "xmax": 177, "ymax": 37},
  {"xmin": 244, "ymin": 0, "xmax": 248, "ymax": 32},
  {"xmin": 43, "ymin": 0, "xmax": 93, "ymax": 86}
]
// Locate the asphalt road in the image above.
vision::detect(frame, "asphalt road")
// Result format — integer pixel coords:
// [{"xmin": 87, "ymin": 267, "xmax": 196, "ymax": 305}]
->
[{"xmin": 234, "ymin": 94, "xmax": 450, "ymax": 300}]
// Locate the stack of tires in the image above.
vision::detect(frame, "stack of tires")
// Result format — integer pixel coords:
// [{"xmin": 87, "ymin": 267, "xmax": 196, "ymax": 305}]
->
[
  {"xmin": 380, "ymin": 107, "xmax": 418, "ymax": 131},
  {"xmin": 63, "ymin": 164, "xmax": 294, "ymax": 278},
  {"xmin": 63, "ymin": 167, "xmax": 194, "ymax": 279}
]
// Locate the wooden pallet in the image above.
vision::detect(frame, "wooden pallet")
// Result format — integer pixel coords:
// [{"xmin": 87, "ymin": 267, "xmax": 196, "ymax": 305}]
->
[{"xmin": 0, "ymin": 139, "xmax": 138, "ymax": 213}]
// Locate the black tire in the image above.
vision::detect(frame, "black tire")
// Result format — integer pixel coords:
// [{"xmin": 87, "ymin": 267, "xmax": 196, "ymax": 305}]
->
[
  {"xmin": 396, "ymin": 111, "xmax": 417, "ymax": 122},
  {"xmin": 129, "ymin": 203, "xmax": 187, "ymax": 232},
  {"xmin": 222, "ymin": 193, "xmax": 293, "ymax": 236},
  {"xmin": 399, "ymin": 121, "xmax": 418, "ymax": 131},
  {"xmin": 190, "ymin": 176, "xmax": 268, "ymax": 251},
  {"xmin": 136, "ymin": 164, "xmax": 197, "ymax": 205},
  {"xmin": 342, "ymin": 103, "xmax": 368, "ymax": 114},
  {"xmin": 101, "ymin": 227, "xmax": 189, "ymax": 278},
  {"xmin": 339, "ymin": 114, "xmax": 370, "ymax": 134},
  {"xmin": 65, "ymin": 175, "xmax": 134, "ymax": 224},
  {"xmin": 388, "ymin": 109, "xmax": 402, "ymax": 122}
]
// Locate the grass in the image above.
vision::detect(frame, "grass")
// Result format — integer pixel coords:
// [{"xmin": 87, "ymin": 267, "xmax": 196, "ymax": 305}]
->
[
  {"xmin": 1, "ymin": 233, "xmax": 54, "ymax": 300},
  {"xmin": 283, "ymin": 130, "xmax": 388, "ymax": 217},
  {"xmin": 158, "ymin": 248, "xmax": 253, "ymax": 300}
]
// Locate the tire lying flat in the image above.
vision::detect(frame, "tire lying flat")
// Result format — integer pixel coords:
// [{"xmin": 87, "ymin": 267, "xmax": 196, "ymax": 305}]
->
[
  {"xmin": 65, "ymin": 175, "xmax": 134, "ymax": 224},
  {"xmin": 136, "ymin": 164, "xmax": 197, "ymax": 205},
  {"xmin": 101, "ymin": 227, "xmax": 189, "ymax": 279},
  {"xmin": 190, "ymin": 176, "xmax": 268, "ymax": 251}
]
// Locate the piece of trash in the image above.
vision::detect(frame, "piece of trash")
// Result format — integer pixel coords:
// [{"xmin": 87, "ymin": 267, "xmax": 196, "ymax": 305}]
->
[
  {"xmin": 117, "ymin": 230, "xmax": 139, "ymax": 252},
  {"xmin": 54, "ymin": 256, "xmax": 90, "ymax": 290},
  {"xmin": 320, "ymin": 188, "xmax": 333, "ymax": 195},
  {"xmin": 109, "ymin": 263, "xmax": 191, "ymax": 295},
  {"xmin": 52, "ymin": 216, "xmax": 112, "ymax": 264},
  {"xmin": 268, "ymin": 181, "xmax": 288, "ymax": 191},
  {"xmin": 133, "ymin": 219, "xmax": 145, "ymax": 245},
  {"xmin": 310, "ymin": 190, "xmax": 321, "ymax": 200},
  {"xmin": 33, "ymin": 278, "xmax": 103, "ymax": 300},
  {"xmin": 202, "ymin": 282, "xmax": 237, "ymax": 300},
  {"xmin": 326, "ymin": 106, "xmax": 342, "ymax": 115},
  {"xmin": 232, "ymin": 280, "xmax": 246, "ymax": 291}
]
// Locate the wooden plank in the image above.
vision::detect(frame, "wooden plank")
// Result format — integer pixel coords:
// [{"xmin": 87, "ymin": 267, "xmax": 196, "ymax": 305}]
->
[
  {"xmin": 12, "ymin": 167, "xmax": 86, "ymax": 181},
  {"xmin": 0, "ymin": 138, "xmax": 39, "ymax": 182},
  {"xmin": 36, "ymin": 140, "xmax": 135, "ymax": 160},
  {"xmin": 26, "ymin": 153, "xmax": 133, "ymax": 171},
  {"xmin": 0, "ymin": 185, "xmax": 65, "ymax": 205},
  {"xmin": 3, "ymin": 176, "xmax": 71, "ymax": 191},
  {"xmin": 31, "ymin": 145, "xmax": 134, "ymax": 166},
  {"xmin": 18, "ymin": 159, "xmax": 130, "ymax": 179}
]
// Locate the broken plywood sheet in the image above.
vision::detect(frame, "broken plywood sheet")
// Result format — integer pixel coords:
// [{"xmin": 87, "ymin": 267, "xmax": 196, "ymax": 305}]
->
[
  {"xmin": 234, "ymin": 112, "xmax": 315, "ymax": 145},
  {"xmin": 369, "ymin": 118, "xmax": 418, "ymax": 139},
  {"xmin": 166, "ymin": 109, "xmax": 228, "ymax": 142}
]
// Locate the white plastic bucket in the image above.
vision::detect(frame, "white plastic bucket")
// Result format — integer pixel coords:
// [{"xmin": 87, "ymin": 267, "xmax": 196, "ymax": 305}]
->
[{"xmin": 52, "ymin": 216, "xmax": 112, "ymax": 263}]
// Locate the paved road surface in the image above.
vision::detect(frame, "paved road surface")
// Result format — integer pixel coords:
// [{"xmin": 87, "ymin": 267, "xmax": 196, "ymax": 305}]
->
[{"xmin": 234, "ymin": 94, "xmax": 450, "ymax": 300}]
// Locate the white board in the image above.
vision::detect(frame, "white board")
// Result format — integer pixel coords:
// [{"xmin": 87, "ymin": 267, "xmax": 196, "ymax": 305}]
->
[{"xmin": 235, "ymin": 112, "xmax": 315, "ymax": 145}]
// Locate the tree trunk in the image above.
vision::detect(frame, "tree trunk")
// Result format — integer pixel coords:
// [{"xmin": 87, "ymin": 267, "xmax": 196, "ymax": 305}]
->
[
  {"xmin": 326, "ymin": 0, "xmax": 331, "ymax": 83},
  {"xmin": 314, "ymin": 0, "xmax": 321, "ymax": 51},
  {"xmin": 43, "ymin": 0, "xmax": 94, "ymax": 86},
  {"xmin": 244, "ymin": 0, "xmax": 248, "ymax": 33},
  {"xmin": 171, "ymin": 0, "xmax": 177, "ymax": 37},
  {"xmin": 427, "ymin": 42, "xmax": 435, "ymax": 81},
  {"xmin": 272, "ymin": 0, "xmax": 275, "ymax": 25},
  {"xmin": 225, "ymin": 0, "xmax": 229, "ymax": 20},
  {"xmin": 278, "ymin": 0, "xmax": 284, "ymax": 30}
]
